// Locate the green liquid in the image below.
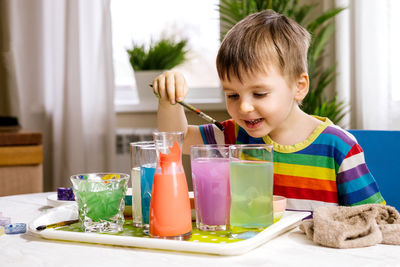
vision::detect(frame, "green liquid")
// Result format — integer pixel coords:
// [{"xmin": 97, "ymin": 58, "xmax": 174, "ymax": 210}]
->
[
  {"xmin": 230, "ymin": 161, "xmax": 273, "ymax": 234},
  {"xmin": 76, "ymin": 188, "xmax": 124, "ymax": 221}
]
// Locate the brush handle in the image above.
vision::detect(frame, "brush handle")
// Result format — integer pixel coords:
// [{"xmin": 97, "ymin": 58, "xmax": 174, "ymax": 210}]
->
[
  {"xmin": 178, "ymin": 102, "xmax": 215, "ymax": 123},
  {"xmin": 178, "ymin": 102, "xmax": 224, "ymax": 131},
  {"xmin": 36, "ymin": 219, "xmax": 79, "ymax": 231},
  {"xmin": 149, "ymin": 84, "xmax": 224, "ymax": 131}
]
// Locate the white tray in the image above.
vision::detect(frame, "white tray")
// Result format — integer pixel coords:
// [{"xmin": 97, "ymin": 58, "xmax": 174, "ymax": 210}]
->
[{"xmin": 29, "ymin": 205, "xmax": 310, "ymax": 256}]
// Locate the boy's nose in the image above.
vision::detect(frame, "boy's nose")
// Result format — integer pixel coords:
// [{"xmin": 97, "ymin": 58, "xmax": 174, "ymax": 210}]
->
[{"xmin": 239, "ymin": 100, "xmax": 254, "ymax": 113}]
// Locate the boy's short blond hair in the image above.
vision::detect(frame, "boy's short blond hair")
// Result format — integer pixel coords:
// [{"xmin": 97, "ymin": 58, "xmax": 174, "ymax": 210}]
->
[{"xmin": 216, "ymin": 10, "xmax": 310, "ymax": 85}]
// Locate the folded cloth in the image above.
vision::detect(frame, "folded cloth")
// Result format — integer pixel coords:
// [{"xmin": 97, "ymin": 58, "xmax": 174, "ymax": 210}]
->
[
  {"xmin": 300, "ymin": 204, "xmax": 400, "ymax": 248},
  {"xmin": 375, "ymin": 205, "xmax": 400, "ymax": 245}
]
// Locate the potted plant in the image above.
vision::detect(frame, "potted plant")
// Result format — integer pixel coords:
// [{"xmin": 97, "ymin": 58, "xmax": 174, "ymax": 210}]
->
[
  {"xmin": 219, "ymin": 0, "xmax": 347, "ymax": 125},
  {"xmin": 127, "ymin": 37, "xmax": 188, "ymax": 102}
]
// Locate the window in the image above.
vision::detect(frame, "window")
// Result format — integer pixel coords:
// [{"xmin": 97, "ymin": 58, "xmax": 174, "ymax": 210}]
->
[
  {"xmin": 110, "ymin": 0, "xmax": 223, "ymax": 112},
  {"xmin": 336, "ymin": 0, "xmax": 400, "ymax": 129}
]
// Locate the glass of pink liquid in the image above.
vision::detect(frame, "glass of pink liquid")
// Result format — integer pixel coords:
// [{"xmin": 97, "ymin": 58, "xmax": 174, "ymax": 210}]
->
[{"xmin": 190, "ymin": 145, "xmax": 230, "ymax": 231}]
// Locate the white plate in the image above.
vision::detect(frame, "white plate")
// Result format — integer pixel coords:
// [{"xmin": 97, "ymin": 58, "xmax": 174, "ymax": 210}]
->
[
  {"xmin": 29, "ymin": 205, "xmax": 310, "ymax": 256},
  {"xmin": 47, "ymin": 188, "xmax": 133, "ymax": 208},
  {"xmin": 46, "ymin": 194, "xmax": 77, "ymax": 207}
]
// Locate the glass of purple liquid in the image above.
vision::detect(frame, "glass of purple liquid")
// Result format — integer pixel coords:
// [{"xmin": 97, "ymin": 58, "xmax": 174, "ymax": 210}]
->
[{"xmin": 190, "ymin": 145, "xmax": 230, "ymax": 231}]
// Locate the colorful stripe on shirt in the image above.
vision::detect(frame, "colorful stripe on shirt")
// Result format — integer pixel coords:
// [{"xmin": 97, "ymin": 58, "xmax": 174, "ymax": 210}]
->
[
  {"xmin": 199, "ymin": 124, "xmax": 217, "ymax": 144},
  {"xmin": 207, "ymin": 118, "xmax": 385, "ymax": 211}
]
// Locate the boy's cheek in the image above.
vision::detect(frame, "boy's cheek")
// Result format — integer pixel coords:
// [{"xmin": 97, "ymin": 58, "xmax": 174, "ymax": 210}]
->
[{"xmin": 225, "ymin": 104, "xmax": 236, "ymax": 117}]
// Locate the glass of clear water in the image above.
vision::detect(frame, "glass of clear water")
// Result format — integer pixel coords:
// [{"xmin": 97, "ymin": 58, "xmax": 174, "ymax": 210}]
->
[{"xmin": 130, "ymin": 141, "xmax": 157, "ymax": 229}]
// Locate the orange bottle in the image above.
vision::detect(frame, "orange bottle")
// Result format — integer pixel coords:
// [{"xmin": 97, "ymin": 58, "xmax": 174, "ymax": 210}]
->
[{"xmin": 149, "ymin": 132, "xmax": 192, "ymax": 240}]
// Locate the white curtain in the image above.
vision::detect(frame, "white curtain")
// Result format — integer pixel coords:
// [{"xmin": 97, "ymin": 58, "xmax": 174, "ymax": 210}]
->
[
  {"xmin": 4, "ymin": 0, "xmax": 115, "ymax": 190},
  {"xmin": 335, "ymin": 0, "xmax": 400, "ymax": 130}
]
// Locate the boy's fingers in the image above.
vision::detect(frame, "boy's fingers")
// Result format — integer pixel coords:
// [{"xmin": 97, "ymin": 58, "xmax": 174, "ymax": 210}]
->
[
  {"xmin": 157, "ymin": 75, "xmax": 167, "ymax": 100},
  {"xmin": 152, "ymin": 80, "xmax": 160, "ymax": 98},
  {"xmin": 165, "ymin": 72, "xmax": 176, "ymax": 104},
  {"xmin": 175, "ymin": 74, "xmax": 186, "ymax": 102}
]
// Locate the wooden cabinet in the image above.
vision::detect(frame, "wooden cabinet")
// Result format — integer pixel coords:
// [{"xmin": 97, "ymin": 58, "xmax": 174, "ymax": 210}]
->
[{"xmin": 0, "ymin": 131, "xmax": 43, "ymax": 196}]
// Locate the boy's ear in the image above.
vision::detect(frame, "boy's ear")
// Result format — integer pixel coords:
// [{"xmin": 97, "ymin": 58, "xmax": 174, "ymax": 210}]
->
[{"xmin": 294, "ymin": 73, "xmax": 309, "ymax": 101}]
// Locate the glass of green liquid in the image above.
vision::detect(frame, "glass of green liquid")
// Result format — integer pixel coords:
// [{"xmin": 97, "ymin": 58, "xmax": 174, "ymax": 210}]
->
[
  {"xmin": 70, "ymin": 173, "xmax": 129, "ymax": 233},
  {"xmin": 229, "ymin": 144, "xmax": 274, "ymax": 237}
]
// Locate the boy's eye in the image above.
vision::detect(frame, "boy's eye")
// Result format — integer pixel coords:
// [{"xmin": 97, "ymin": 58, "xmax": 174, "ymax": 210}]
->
[
  {"xmin": 253, "ymin": 92, "xmax": 268, "ymax": 98},
  {"xmin": 227, "ymin": 94, "xmax": 239, "ymax": 99}
]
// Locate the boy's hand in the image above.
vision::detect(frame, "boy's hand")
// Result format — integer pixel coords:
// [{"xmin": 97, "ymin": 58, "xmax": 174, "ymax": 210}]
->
[{"xmin": 152, "ymin": 71, "xmax": 188, "ymax": 105}]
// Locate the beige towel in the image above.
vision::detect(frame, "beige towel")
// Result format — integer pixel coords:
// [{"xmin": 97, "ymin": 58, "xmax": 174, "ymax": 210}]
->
[{"xmin": 300, "ymin": 204, "xmax": 400, "ymax": 248}]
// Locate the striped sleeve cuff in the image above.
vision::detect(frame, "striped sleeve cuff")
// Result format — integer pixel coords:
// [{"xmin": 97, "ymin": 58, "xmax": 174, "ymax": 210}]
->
[
  {"xmin": 337, "ymin": 143, "xmax": 385, "ymax": 206},
  {"xmin": 199, "ymin": 124, "xmax": 217, "ymax": 144}
]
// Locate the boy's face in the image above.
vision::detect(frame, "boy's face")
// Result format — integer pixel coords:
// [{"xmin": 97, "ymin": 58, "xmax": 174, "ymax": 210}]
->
[{"xmin": 222, "ymin": 66, "xmax": 300, "ymax": 138}]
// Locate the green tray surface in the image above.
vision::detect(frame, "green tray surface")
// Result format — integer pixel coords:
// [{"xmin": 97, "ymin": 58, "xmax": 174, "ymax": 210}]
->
[{"xmin": 57, "ymin": 220, "xmax": 243, "ymax": 244}]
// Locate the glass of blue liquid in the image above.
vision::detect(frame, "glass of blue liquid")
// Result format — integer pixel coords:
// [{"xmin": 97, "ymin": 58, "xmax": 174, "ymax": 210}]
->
[
  {"xmin": 138, "ymin": 144, "xmax": 157, "ymax": 230},
  {"xmin": 140, "ymin": 163, "xmax": 156, "ymax": 229}
]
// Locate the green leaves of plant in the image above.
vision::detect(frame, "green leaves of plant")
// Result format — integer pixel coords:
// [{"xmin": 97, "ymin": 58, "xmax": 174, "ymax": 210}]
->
[
  {"xmin": 306, "ymin": 7, "xmax": 346, "ymax": 34},
  {"xmin": 127, "ymin": 38, "xmax": 188, "ymax": 71},
  {"xmin": 312, "ymin": 96, "xmax": 348, "ymax": 125}
]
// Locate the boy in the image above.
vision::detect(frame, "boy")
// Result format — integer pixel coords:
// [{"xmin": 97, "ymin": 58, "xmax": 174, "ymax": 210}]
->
[{"xmin": 152, "ymin": 10, "xmax": 385, "ymax": 212}]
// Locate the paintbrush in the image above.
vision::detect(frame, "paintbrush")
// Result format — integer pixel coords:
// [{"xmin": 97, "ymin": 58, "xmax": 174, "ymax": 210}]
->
[
  {"xmin": 149, "ymin": 84, "xmax": 224, "ymax": 132},
  {"xmin": 36, "ymin": 219, "xmax": 79, "ymax": 231}
]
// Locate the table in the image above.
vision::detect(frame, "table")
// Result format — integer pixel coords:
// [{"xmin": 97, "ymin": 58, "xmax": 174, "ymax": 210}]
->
[{"xmin": 1, "ymin": 193, "xmax": 399, "ymax": 267}]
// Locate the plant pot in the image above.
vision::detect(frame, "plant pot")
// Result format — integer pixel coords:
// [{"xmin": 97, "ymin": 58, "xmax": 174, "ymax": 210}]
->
[{"xmin": 134, "ymin": 70, "xmax": 164, "ymax": 102}]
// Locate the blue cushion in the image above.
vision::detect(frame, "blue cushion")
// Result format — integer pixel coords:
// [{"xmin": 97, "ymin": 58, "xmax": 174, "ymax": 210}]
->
[{"xmin": 348, "ymin": 130, "xmax": 400, "ymax": 210}]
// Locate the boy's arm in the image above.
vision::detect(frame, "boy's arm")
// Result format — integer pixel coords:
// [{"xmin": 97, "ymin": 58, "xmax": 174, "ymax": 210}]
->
[
  {"xmin": 157, "ymin": 102, "xmax": 204, "ymax": 154},
  {"xmin": 157, "ymin": 100, "xmax": 188, "ymax": 133},
  {"xmin": 154, "ymin": 71, "xmax": 204, "ymax": 154},
  {"xmin": 337, "ymin": 143, "xmax": 386, "ymax": 206}
]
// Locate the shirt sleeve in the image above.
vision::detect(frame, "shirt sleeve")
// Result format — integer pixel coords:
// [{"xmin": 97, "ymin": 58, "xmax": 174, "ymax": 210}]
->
[
  {"xmin": 221, "ymin": 119, "xmax": 236, "ymax": 144},
  {"xmin": 199, "ymin": 119, "xmax": 237, "ymax": 145},
  {"xmin": 336, "ymin": 143, "xmax": 386, "ymax": 206},
  {"xmin": 199, "ymin": 124, "xmax": 217, "ymax": 144}
]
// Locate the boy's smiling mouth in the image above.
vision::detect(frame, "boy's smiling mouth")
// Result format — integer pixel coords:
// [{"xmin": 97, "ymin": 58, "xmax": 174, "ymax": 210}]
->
[{"xmin": 244, "ymin": 118, "xmax": 264, "ymax": 128}]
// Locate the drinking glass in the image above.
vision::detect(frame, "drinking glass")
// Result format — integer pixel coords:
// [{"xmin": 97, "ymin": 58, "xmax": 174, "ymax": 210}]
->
[
  {"xmin": 70, "ymin": 173, "xmax": 129, "ymax": 233},
  {"xmin": 229, "ymin": 144, "xmax": 274, "ymax": 235},
  {"xmin": 191, "ymin": 144, "xmax": 230, "ymax": 231},
  {"xmin": 130, "ymin": 141, "xmax": 156, "ymax": 229}
]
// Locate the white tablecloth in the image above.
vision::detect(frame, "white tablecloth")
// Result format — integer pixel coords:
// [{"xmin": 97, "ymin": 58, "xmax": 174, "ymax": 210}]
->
[{"xmin": 1, "ymin": 192, "xmax": 399, "ymax": 267}]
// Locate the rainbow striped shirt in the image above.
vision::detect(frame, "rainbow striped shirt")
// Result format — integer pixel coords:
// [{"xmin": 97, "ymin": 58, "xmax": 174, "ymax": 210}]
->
[{"xmin": 199, "ymin": 117, "xmax": 385, "ymax": 212}]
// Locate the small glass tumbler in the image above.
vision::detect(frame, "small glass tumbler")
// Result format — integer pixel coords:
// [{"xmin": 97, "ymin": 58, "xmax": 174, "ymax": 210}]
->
[
  {"xmin": 191, "ymin": 144, "xmax": 230, "ymax": 231},
  {"xmin": 70, "ymin": 173, "xmax": 129, "ymax": 233},
  {"xmin": 130, "ymin": 141, "xmax": 156, "ymax": 229},
  {"xmin": 229, "ymin": 144, "xmax": 274, "ymax": 236}
]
